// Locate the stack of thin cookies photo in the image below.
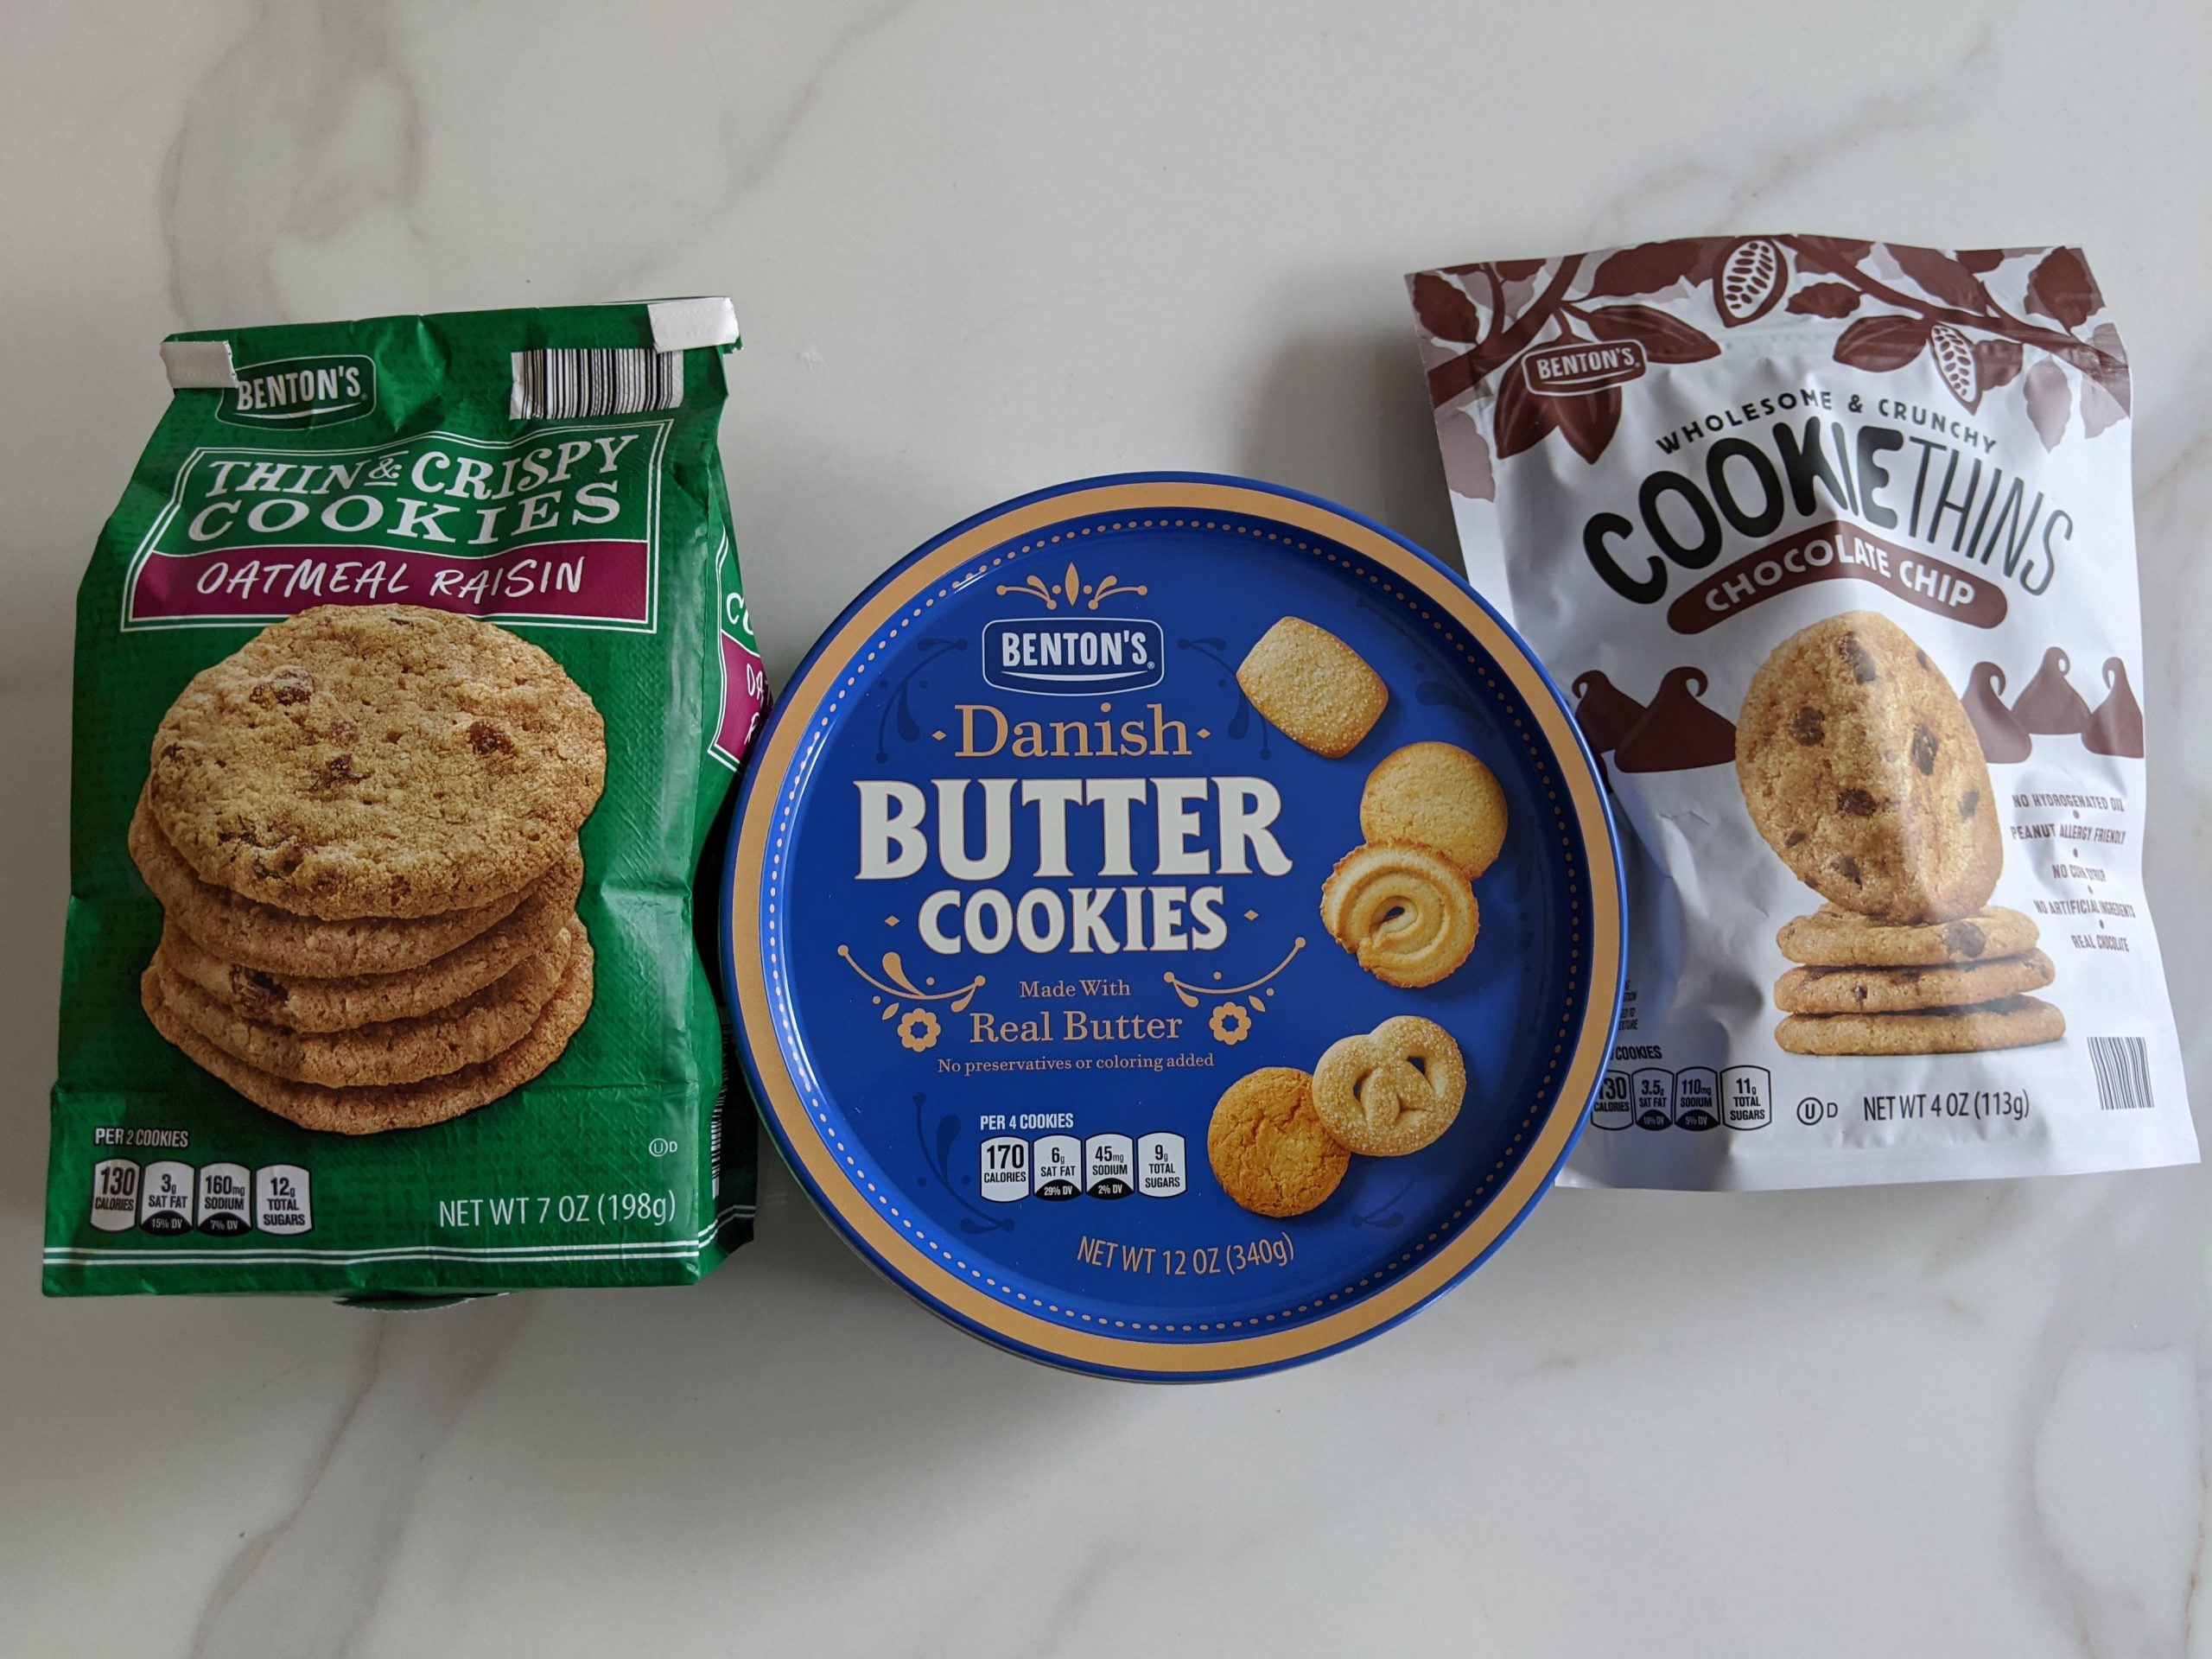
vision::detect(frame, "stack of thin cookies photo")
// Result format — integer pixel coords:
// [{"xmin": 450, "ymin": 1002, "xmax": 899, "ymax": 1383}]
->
[
  {"xmin": 131, "ymin": 605, "xmax": 605, "ymax": 1135},
  {"xmin": 1771, "ymin": 906, "xmax": 2059, "ymax": 1056},
  {"xmin": 1736, "ymin": 611, "xmax": 2063, "ymax": 1056}
]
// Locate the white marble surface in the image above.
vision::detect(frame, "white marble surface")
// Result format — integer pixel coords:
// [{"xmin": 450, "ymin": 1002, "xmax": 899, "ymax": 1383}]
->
[{"xmin": 4, "ymin": 3, "xmax": 2209, "ymax": 1653}]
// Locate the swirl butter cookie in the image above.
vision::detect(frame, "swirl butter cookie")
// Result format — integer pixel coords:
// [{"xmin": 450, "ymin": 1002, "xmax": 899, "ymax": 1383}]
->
[
  {"xmin": 1206, "ymin": 1067, "xmax": 1350, "ymax": 1218},
  {"xmin": 1736, "ymin": 611, "xmax": 2000, "ymax": 923},
  {"xmin": 153, "ymin": 852, "xmax": 582, "ymax": 1033},
  {"xmin": 1775, "ymin": 903, "xmax": 2037, "ymax": 968},
  {"xmin": 142, "ymin": 925, "xmax": 595, "ymax": 1135},
  {"xmin": 1235, "ymin": 617, "xmax": 1387, "ymax": 758},
  {"xmin": 1774, "ymin": 949, "xmax": 2055, "ymax": 1015},
  {"xmin": 148, "ymin": 924, "xmax": 575, "ymax": 1088},
  {"xmin": 146, "ymin": 605, "xmax": 606, "ymax": 919},
  {"xmin": 1312, "ymin": 1015, "xmax": 1467, "ymax": 1156},
  {"xmin": 1775, "ymin": 993, "xmax": 2063, "ymax": 1056},
  {"xmin": 1319, "ymin": 842, "xmax": 1478, "ymax": 988},
  {"xmin": 1359, "ymin": 741, "xmax": 1509, "ymax": 880}
]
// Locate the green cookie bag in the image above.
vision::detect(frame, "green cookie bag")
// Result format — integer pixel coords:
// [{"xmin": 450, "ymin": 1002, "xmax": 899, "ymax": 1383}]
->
[{"xmin": 48, "ymin": 299, "xmax": 766, "ymax": 1298}]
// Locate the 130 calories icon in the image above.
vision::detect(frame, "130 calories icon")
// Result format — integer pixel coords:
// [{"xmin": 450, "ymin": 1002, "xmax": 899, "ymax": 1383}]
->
[{"xmin": 1590, "ymin": 1065, "xmax": 1770, "ymax": 1132}]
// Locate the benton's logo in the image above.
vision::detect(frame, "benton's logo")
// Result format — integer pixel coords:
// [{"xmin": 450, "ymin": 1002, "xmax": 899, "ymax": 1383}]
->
[
  {"xmin": 1522, "ymin": 340, "xmax": 1647, "ymax": 396},
  {"xmin": 218, "ymin": 354, "xmax": 378, "ymax": 429},
  {"xmin": 982, "ymin": 617, "xmax": 1164, "ymax": 696}
]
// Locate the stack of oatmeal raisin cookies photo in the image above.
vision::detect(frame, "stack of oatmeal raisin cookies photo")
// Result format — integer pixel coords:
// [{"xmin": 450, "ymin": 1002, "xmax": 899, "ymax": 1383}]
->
[
  {"xmin": 1737, "ymin": 611, "xmax": 2060, "ymax": 1057},
  {"xmin": 131, "ymin": 605, "xmax": 604, "ymax": 1133}
]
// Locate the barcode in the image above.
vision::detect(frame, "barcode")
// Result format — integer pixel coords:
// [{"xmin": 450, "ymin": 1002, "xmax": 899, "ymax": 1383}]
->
[
  {"xmin": 510, "ymin": 347, "xmax": 683, "ymax": 419},
  {"xmin": 709, "ymin": 1088, "xmax": 723, "ymax": 1202},
  {"xmin": 2088, "ymin": 1036, "xmax": 2154, "ymax": 1111}
]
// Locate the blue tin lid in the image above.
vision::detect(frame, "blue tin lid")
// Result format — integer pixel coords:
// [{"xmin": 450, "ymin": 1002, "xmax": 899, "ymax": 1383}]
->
[{"xmin": 726, "ymin": 475, "xmax": 1624, "ymax": 1379}]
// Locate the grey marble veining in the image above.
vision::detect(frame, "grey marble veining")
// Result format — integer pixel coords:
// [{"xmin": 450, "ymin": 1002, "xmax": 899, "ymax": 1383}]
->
[{"xmin": 3, "ymin": 2, "xmax": 2208, "ymax": 1654}]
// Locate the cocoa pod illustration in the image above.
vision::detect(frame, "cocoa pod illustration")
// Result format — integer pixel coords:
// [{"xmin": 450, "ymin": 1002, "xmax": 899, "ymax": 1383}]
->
[
  {"xmin": 1614, "ymin": 666, "xmax": 1737, "ymax": 772},
  {"xmin": 1715, "ymin": 238, "xmax": 1785, "ymax": 327},
  {"xmin": 2010, "ymin": 646, "xmax": 2092, "ymax": 734},
  {"xmin": 1962, "ymin": 663, "xmax": 2033, "ymax": 763},
  {"xmin": 2082, "ymin": 658, "xmax": 2145, "ymax": 758},
  {"xmin": 1929, "ymin": 323, "xmax": 1979, "ymax": 411},
  {"xmin": 1570, "ymin": 670, "xmax": 1648, "ymax": 757}
]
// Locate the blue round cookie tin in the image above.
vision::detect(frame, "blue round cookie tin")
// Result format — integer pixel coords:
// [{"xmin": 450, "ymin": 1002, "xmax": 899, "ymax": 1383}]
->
[{"xmin": 726, "ymin": 474, "xmax": 1624, "ymax": 1380}]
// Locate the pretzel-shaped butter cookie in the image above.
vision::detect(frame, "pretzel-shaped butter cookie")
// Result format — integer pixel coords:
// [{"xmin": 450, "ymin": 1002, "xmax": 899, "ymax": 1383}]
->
[{"xmin": 1312, "ymin": 1015, "xmax": 1466, "ymax": 1156}]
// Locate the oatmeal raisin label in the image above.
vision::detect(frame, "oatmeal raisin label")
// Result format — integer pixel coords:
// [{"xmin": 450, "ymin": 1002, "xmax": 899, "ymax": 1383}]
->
[
  {"xmin": 122, "ymin": 422, "xmax": 670, "ymax": 631},
  {"xmin": 1410, "ymin": 238, "xmax": 2196, "ymax": 1190}
]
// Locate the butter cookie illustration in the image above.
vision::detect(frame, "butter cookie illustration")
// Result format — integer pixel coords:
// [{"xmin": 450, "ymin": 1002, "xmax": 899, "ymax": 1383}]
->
[
  {"xmin": 1359, "ymin": 741, "xmax": 1508, "ymax": 880},
  {"xmin": 1236, "ymin": 616, "xmax": 1387, "ymax": 758},
  {"xmin": 1736, "ymin": 611, "xmax": 2000, "ymax": 924},
  {"xmin": 1206, "ymin": 1067, "xmax": 1350, "ymax": 1218},
  {"xmin": 1319, "ymin": 842, "xmax": 1478, "ymax": 988},
  {"xmin": 1312, "ymin": 1015, "xmax": 1466, "ymax": 1156}
]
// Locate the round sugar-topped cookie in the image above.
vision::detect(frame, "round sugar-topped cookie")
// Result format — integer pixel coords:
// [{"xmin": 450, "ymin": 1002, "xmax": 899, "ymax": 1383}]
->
[{"xmin": 146, "ymin": 605, "xmax": 605, "ymax": 920}]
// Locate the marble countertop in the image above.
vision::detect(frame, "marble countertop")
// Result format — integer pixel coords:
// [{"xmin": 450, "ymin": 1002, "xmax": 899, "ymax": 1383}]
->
[{"xmin": 5, "ymin": 3, "xmax": 2209, "ymax": 1654}]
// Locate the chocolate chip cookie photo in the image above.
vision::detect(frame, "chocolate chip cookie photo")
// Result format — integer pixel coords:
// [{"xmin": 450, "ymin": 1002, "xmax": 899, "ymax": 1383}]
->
[{"xmin": 1736, "ymin": 611, "xmax": 2000, "ymax": 925}]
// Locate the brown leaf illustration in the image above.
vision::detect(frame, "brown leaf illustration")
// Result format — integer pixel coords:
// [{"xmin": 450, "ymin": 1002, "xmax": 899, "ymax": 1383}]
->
[
  {"xmin": 1928, "ymin": 324, "xmax": 1978, "ymax": 411},
  {"xmin": 1551, "ymin": 386, "xmax": 1623, "ymax": 464},
  {"xmin": 1412, "ymin": 272, "xmax": 1484, "ymax": 344},
  {"xmin": 1956, "ymin": 248, "xmax": 2005, "ymax": 274},
  {"xmin": 2083, "ymin": 322, "xmax": 2132, "ymax": 415},
  {"xmin": 1580, "ymin": 303, "xmax": 1720, "ymax": 362},
  {"xmin": 2025, "ymin": 247, "xmax": 2102, "ymax": 329},
  {"xmin": 2081, "ymin": 373, "xmax": 2126, "ymax": 438},
  {"xmin": 1436, "ymin": 408, "xmax": 1496, "ymax": 501},
  {"xmin": 1492, "ymin": 360, "xmax": 1557, "ymax": 459},
  {"xmin": 1789, "ymin": 237, "xmax": 1875, "ymax": 276},
  {"xmin": 1428, "ymin": 351, "xmax": 1478, "ymax": 409},
  {"xmin": 2023, "ymin": 358, "xmax": 2070, "ymax": 449},
  {"xmin": 1715, "ymin": 238, "xmax": 1787, "ymax": 325},
  {"xmin": 1891, "ymin": 245, "xmax": 1993, "ymax": 313},
  {"xmin": 2053, "ymin": 341, "xmax": 2132, "ymax": 408},
  {"xmin": 1834, "ymin": 314, "xmax": 1931, "ymax": 372},
  {"xmin": 1786, "ymin": 282, "xmax": 1862, "ymax": 319},
  {"xmin": 1491, "ymin": 258, "xmax": 1545, "ymax": 281},
  {"xmin": 1585, "ymin": 239, "xmax": 1713, "ymax": 298},
  {"xmin": 1973, "ymin": 337, "xmax": 2024, "ymax": 391}
]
